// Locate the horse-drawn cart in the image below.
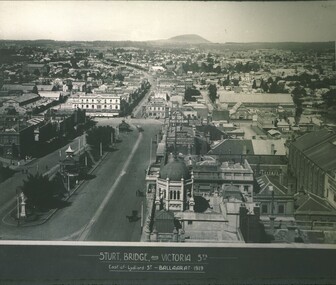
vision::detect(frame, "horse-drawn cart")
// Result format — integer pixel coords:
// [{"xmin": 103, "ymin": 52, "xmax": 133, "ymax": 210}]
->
[{"xmin": 126, "ymin": 210, "xmax": 139, "ymax": 222}]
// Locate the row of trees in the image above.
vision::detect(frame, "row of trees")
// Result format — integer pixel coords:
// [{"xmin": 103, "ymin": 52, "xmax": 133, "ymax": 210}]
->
[
  {"xmin": 119, "ymin": 81, "xmax": 151, "ymax": 116},
  {"xmin": 182, "ymin": 60, "xmax": 262, "ymax": 75},
  {"xmin": 86, "ymin": 126, "xmax": 115, "ymax": 150},
  {"xmin": 252, "ymin": 78, "xmax": 287, "ymax": 93},
  {"xmin": 21, "ymin": 124, "xmax": 116, "ymax": 211}
]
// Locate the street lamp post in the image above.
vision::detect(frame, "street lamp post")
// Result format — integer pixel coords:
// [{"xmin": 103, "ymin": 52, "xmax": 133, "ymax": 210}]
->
[
  {"xmin": 67, "ymin": 173, "xmax": 70, "ymax": 194},
  {"xmin": 269, "ymin": 186, "xmax": 275, "ymax": 234},
  {"xmin": 140, "ymin": 201, "xmax": 144, "ymax": 234},
  {"xmin": 16, "ymin": 187, "xmax": 21, "ymax": 226}
]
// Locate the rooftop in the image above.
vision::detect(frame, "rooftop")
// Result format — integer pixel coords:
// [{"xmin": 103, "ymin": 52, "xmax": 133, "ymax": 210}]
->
[
  {"xmin": 292, "ymin": 129, "xmax": 336, "ymax": 172},
  {"xmin": 160, "ymin": 158, "xmax": 190, "ymax": 181},
  {"xmin": 218, "ymin": 92, "xmax": 294, "ymax": 105}
]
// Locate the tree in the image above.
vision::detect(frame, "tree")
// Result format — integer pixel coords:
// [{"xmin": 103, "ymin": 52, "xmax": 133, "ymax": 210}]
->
[
  {"xmin": 260, "ymin": 79, "xmax": 269, "ymax": 92},
  {"xmin": 252, "ymin": 80, "xmax": 257, "ymax": 89},
  {"xmin": 114, "ymin": 73, "xmax": 124, "ymax": 82},
  {"xmin": 86, "ymin": 126, "xmax": 115, "ymax": 150},
  {"xmin": 22, "ymin": 173, "xmax": 56, "ymax": 211},
  {"xmin": 208, "ymin": 84, "xmax": 217, "ymax": 103},
  {"xmin": 185, "ymin": 88, "xmax": 200, "ymax": 102},
  {"xmin": 292, "ymin": 87, "xmax": 306, "ymax": 124},
  {"xmin": 0, "ymin": 165, "xmax": 15, "ymax": 183},
  {"xmin": 32, "ymin": 84, "xmax": 38, "ymax": 94},
  {"xmin": 70, "ymin": 58, "xmax": 78, "ymax": 68},
  {"xmin": 33, "ymin": 69, "xmax": 40, "ymax": 77},
  {"xmin": 322, "ymin": 89, "xmax": 336, "ymax": 108},
  {"xmin": 269, "ymin": 81, "xmax": 279, "ymax": 93}
]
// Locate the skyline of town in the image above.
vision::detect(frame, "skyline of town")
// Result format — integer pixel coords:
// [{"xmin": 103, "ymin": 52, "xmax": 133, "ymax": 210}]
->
[{"xmin": 0, "ymin": 1, "xmax": 335, "ymax": 42}]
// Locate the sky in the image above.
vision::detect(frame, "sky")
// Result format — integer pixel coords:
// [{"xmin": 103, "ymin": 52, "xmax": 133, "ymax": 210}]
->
[{"xmin": 0, "ymin": 1, "xmax": 335, "ymax": 43}]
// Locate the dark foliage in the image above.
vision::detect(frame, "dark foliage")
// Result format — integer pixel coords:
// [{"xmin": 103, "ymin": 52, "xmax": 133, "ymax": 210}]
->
[
  {"xmin": 0, "ymin": 165, "xmax": 15, "ymax": 183},
  {"xmin": 22, "ymin": 173, "xmax": 59, "ymax": 211},
  {"xmin": 322, "ymin": 89, "xmax": 336, "ymax": 108},
  {"xmin": 208, "ymin": 84, "xmax": 217, "ymax": 103},
  {"xmin": 86, "ymin": 126, "xmax": 115, "ymax": 149},
  {"xmin": 185, "ymin": 88, "xmax": 200, "ymax": 102}
]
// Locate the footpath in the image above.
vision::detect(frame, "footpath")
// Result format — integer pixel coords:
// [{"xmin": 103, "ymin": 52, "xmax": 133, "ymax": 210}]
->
[{"xmin": 2, "ymin": 149, "xmax": 108, "ymax": 227}]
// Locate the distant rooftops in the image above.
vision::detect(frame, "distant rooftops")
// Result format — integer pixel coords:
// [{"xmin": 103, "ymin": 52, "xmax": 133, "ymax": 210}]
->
[{"xmin": 218, "ymin": 92, "xmax": 294, "ymax": 106}]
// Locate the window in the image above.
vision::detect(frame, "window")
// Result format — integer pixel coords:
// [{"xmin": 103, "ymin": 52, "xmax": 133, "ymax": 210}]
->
[
  {"xmin": 278, "ymin": 204, "xmax": 285, "ymax": 214},
  {"xmin": 244, "ymin": 185, "xmax": 249, "ymax": 192},
  {"xmin": 188, "ymin": 220, "xmax": 193, "ymax": 225},
  {"xmin": 261, "ymin": 204, "xmax": 268, "ymax": 214},
  {"xmin": 97, "ymin": 105, "xmax": 101, "ymax": 109},
  {"xmin": 92, "ymin": 105, "xmax": 94, "ymax": 109},
  {"xmin": 86, "ymin": 105, "xmax": 89, "ymax": 108}
]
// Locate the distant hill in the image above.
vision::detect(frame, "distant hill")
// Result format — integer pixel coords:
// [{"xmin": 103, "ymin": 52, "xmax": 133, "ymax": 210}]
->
[
  {"xmin": 0, "ymin": 39, "xmax": 333, "ymax": 52},
  {"xmin": 166, "ymin": 34, "xmax": 211, "ymax": 44}
]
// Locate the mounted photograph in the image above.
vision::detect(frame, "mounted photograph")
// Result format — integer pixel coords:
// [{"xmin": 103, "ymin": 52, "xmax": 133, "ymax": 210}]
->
[{"xmin": 0, "ymin": 1, "xmax": 335, "ymax": 284}]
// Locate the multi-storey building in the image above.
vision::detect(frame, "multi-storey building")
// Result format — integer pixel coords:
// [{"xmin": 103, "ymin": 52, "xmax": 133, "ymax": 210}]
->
[
  {"xmin": 288, "ymin": 129, "xmax": 336, "ymax": 198},
  {"xmin": 192, "ymin": 159, "xmax": 254, "ymax": 201},
  {"xmin": 0, "ymin": 123, "xmax": 35, "ymax": 159},
  {"xmin": 68, "ymin": 94, "xmax": 120, "ymax": 117},
  {"xmin": 144, "ymin": 98, "xmax": 168, "ymax": 119},
  {"xmin": 254, "ymin": 175, "xmax": 294, "ymax": 218},
  {"xmin": 325, "ymin": 172, "xmax": 336, "ymax": 209}
]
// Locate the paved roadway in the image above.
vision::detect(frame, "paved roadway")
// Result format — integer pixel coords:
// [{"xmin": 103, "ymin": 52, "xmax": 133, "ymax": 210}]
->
[
  {"xmin": 79, "ymin": 119, "xmax": 161, "ymax": 241},
  {"xmin": 0, "ymin": 65, "xmax": 159, "ymax": 241},
  {"xmin": 0, "ymin": 119, "xmax": 162, "ymax": 241}
]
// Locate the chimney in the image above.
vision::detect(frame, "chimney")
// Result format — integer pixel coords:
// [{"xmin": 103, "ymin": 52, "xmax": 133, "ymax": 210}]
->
[
  {"xmin": 271, "ymin": 143, "xmax": 275, "ymax": 155},
  {"xmin": 206, "ymin": 132, "xmax": 210, "ymax": 143},
  {"xmin": 279, "ymin": 172, "xmax": 283, "ymax": 185},
  {"xmin": 243, "ymin": 144, "xmax": 247, "ymax": 155}
]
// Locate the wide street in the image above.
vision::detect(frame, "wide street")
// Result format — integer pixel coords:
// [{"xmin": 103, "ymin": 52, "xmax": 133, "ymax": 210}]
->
[
  {"xmin": 79, "ymin": 118, "xmax": 160, "ymax": 241},
  {"xmin": 0, "ymin": 118, "xmax": 162, "ymax": 241},
  {"xmin": 0, "ymin": 66, "xmax": 160, "ymax": 241}
]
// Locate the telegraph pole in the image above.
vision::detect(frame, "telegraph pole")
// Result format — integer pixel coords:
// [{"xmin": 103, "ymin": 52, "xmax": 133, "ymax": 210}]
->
[{"xmin": 141, "ymin": 201, "xmax": 144, "ymax": 234}]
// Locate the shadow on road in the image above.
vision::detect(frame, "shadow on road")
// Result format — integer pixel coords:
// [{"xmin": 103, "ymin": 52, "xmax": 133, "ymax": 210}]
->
[
  {"xmin": 51, "ymin": 199, "xmax": 72, "ymax": 209},
  {"xmin": 83, "ymin": 173, "xmax": 96, "ymax": 181}
]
